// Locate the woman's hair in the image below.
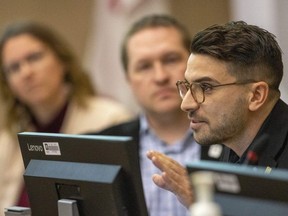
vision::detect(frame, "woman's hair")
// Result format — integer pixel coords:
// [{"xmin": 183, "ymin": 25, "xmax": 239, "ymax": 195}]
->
[{"xmin": 0, "ymin": 21, "xmax": 95, "ymax": 132}]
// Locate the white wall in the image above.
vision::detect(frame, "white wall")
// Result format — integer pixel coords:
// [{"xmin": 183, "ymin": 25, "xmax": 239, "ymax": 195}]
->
[
  {"xmin": 230, "ymin": 0, "xmax": 288, "ymax": 103},
  {"xmin": 84, "ymin": 0, "xmax": 170, "ymax": 114}
]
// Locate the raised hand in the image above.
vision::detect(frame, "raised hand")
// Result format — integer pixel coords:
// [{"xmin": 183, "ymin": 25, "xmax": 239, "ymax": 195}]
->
[{"xmin": 146, "ymin": 150, "xmax": 194, "ymax": 208}]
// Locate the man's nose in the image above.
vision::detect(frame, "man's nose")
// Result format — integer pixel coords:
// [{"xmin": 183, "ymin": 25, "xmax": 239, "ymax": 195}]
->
[
  {"xmin": 180, "ymin": 90, "xmax": 199, "ymax": 113},
  {"xmin": 154, "ymin": 62, "xmax": 169, "ymax": 82}
]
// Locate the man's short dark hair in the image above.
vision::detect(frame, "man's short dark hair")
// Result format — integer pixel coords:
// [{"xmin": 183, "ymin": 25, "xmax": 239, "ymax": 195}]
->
[
  {"xmin": 190, "ymin": 21, "xmax": 283, "ymax": 90},
  {"xmin": 121, "ymin": 14, "xmax": 191, "ymax": 72}
]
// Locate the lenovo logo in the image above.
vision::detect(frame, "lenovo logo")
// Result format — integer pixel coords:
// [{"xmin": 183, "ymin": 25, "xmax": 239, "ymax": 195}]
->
[{"xmin": 27, "ymin": 143, "xmax": 43, "ymax": 152}]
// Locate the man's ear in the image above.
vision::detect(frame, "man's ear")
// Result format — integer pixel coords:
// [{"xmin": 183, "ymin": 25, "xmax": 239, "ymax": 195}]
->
[{"xmin": 248, "ymin": 81, "xmax": 269, "ymax": 111}]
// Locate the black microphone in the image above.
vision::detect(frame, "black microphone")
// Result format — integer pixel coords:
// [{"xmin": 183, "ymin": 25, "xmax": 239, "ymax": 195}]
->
[{"xmin": 243, "ymin": 134, "xmax": 269, "ymax": 165}]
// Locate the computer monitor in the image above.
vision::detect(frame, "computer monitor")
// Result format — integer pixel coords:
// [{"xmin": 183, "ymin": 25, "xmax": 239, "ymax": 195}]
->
[
  {"xmin": 17, "ymin": 132, "xmax": 148, "ymax": 216},
  {"xmin": 186, "ymin": 160, "xmax": 288, "ymax": 216}
]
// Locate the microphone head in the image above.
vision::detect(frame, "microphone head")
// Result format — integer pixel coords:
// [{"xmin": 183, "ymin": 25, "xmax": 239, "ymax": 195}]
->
[
  {"xmin": 244, "ymin": 134, "xmax": 269, "ymax": 165},
  {"xmin": 246, "ymin": 151, "xmax": 259, "ymax": 165}
]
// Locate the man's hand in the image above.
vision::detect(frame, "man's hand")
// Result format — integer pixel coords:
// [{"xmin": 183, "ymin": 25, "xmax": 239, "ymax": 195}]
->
[{"xmin": 146, "ymin": 150, "xmax": 194, "ymax": 208}]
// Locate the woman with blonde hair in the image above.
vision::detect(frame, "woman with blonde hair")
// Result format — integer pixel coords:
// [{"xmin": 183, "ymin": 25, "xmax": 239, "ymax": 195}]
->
[{"xmin": 0, "ymin": 21, "xmax": 133, "ymax": 213}]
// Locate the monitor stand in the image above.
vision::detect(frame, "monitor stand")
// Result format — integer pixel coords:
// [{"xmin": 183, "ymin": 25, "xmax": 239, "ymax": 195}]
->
[
  {"xmin": 4, "ymin": 206, "xmax": 31, "ymax": 216},
  {"xmin": 58, "ymin": 199, "xmax": 80, "ymax": 216}
]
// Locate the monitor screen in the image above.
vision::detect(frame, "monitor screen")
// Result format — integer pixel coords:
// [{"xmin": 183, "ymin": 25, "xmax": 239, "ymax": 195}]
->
[
  {"xmin": 17, "ymin": 132, "xmax": 148, "ymax": 216},
  {"xmin": 186, "ymin": 160, "xmax": 288, "ymax": 216}
]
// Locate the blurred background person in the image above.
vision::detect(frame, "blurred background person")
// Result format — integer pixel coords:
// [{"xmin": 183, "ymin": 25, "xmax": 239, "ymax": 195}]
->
[
  {"xmin": 0, "ymin": 21, "xmax": 133, "ymax": 214},
  {"xmin": 92, "ymin": 14, "xmax": 222, "ymax": 216}
]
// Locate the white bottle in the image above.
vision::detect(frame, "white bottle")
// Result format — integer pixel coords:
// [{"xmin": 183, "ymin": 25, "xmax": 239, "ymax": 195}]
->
[{"xmin": 189, "ymin": 171, "xmax": 222, "ymax": 216}]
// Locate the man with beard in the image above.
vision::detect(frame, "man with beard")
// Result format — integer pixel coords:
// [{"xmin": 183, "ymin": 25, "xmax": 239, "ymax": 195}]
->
[{"xmin": 147, "ymin": 20, "xmax": 288, "ymax": 208}]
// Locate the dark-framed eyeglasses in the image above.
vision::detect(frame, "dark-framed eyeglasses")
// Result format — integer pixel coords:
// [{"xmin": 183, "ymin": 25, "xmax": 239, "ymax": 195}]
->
[{"xmin": 176, "ymin": 79, "xmax": 257, "ymax": 104}]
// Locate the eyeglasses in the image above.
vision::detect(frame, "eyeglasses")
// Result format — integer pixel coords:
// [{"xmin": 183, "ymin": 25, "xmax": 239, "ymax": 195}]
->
[
  {"xmin": 3, "ymin": 50, "xmax": 47, "ymax": 75},
  {"xmin": 176, "ymin": 79, "xmax": 257, "ymax": 104}
]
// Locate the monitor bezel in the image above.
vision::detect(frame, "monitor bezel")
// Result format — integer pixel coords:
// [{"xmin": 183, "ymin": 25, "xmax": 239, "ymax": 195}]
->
[
  {"xmin": 18, "ymin": 132, "xmax": 148, "ymax": 216},
  {"xmin": 186, "ymin": 160, "xmax": 288, "ymax": 216}
]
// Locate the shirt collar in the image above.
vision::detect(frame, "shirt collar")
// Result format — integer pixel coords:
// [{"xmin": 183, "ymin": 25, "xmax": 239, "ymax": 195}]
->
[
  {"xmin": 139, "ymin": 114, "xmax": 149, "ymax": 135},
  {"xmin": 139, "ymin": 114, "xmax": 194, "ymax": 153}
]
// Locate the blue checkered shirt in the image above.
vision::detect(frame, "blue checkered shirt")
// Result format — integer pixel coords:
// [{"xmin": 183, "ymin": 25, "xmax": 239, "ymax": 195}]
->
[{"xmin": 139, "ymin": 115, "xmax": 200, "ymax": 216}]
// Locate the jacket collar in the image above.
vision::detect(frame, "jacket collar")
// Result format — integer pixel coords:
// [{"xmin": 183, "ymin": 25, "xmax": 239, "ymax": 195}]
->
[{"xmin": 249, "ymin": 99, "xmax": 288, "ymax": 167}]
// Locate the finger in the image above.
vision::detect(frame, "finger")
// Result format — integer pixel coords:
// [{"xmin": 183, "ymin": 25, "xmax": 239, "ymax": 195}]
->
[
  {"xmin": 147, "ymin": 150, "xmax": 182, "ymax": 172},
  {"xmin": 152, "ymin": 153, "xmax": 187, "ymax": 176},
  {"xmin": 162, "ymin": 172, "xmax": 194, "ymax": 208},
  {"xmin": 151, "ymin": 173, "xmax": 167, "ymax": 189}
]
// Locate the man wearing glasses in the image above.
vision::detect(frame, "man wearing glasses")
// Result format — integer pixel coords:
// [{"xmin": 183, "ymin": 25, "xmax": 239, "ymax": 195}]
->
[{"xmin": 147, "ymin": 21, "xmax": 288, "ymax": 208}]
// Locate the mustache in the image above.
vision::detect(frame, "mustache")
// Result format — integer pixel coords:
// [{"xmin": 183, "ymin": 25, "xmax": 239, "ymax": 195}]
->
[
  {"xmin": 187, "ymin": 112, "xmax": 207, "ymax": 122},
  {"xmin": 188, "ymin": 111, "xmax": 195, "ymax": 119}
]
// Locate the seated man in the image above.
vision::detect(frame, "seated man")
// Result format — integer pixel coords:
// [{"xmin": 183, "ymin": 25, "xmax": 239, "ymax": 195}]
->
[{"xmin": 92, "ymin": 14, "xmax": 222, "ymax": 216}]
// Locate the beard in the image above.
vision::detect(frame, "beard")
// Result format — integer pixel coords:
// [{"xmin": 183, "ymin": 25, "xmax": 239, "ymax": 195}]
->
[{"xmin": 193, "ymin": 96, "xmax": 247, "ymax": 145}]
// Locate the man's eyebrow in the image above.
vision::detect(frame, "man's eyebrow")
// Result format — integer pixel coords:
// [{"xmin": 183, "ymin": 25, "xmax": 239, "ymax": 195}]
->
[{"xmin": 186, "ymin": 76, "xmax": 219, "ymax": 83}]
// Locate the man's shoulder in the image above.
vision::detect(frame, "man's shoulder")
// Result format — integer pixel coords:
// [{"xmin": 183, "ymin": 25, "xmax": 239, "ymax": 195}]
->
[{"xmin": 271, "ymin": 99, "xmax": 288, "ymax": 120}]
